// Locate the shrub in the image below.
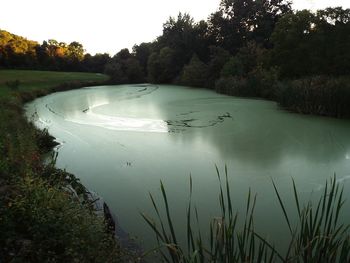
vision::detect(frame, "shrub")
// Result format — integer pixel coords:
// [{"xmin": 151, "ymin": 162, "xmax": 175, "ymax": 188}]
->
[
  {"xmin": 34, "ymin": 128, "xmax": 59, "ymax": 153},
  {"xmin": 216, "ymin": 66, "xmax": 279, "ymax": 99},
  {"xmin": 215, "ymin": 75, "xmax": 262, "ymax": 97},
  {"xmin": 0, "ymin": 176, "xmax": 122, "ymax": 262},
  {"xmin": 215, "ymin": 76, "xmax": 248, "ymax": 96},
  {"xmin": 5, "ymin": 79, "xmax": 20, "ymax": 91},
  {"xmin": 276, "ymin": 76, "xmax": 350, "ymax": 117},
  {"xmin": 179, "ymin": 54, "xmax": 208, "ymax": 88}
]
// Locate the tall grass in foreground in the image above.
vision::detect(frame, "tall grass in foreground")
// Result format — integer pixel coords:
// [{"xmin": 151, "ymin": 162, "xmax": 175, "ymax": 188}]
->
[{"xmin": 142, "ymin": 167, "xmax": 350, "ymax": 262}]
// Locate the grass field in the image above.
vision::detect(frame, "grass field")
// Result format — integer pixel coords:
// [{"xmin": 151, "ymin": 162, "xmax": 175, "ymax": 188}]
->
[{"xmin": 0, "ymin": 69, "xmax": 109, "ymax": 97}]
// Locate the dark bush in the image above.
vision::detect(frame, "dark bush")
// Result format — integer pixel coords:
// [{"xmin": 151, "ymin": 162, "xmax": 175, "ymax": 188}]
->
[
  {"xmin": 276, "ymin": 76, "xmax": 350, "ymax": 117},
  {"xmin": 179, "ymin": 54, "xmax": 208, "ymax": 88},
  {"xmin": 215, "ymin": 76, "xmax": 248, "ymax": 96}
]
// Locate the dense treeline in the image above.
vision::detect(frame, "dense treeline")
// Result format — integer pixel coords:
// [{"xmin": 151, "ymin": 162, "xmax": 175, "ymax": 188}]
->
[
  {"xmin": 138, "ymin": 3, "xmax": 349, "ymax": 118},
  {"xmin": 1, "ymin": 1, "xmax": 350, "ymax": 117},
  {"xmin": 0, "ymin": 30, "xmax": 109, "ymax": 73},
  {"xmin": 141, "ymin": 4, "xmax": 350, "ymax": 117}
]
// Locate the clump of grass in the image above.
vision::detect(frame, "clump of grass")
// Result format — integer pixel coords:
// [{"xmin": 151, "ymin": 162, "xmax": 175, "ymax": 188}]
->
[
  {"xmin": 142, "ymin": 166, "xmax": 276, "ymax": 263},
  {"xmin": 5, "ymin": 79, "xmax": 20, "ymax": 91},
  {"xmin": 142, "ymin": 167, "xmax": 350, "ymax": 262},
  {"xmin": 276, "ymin": 76, "xmax": 350, "ymax": 118},
  {"xmin": 274, "ymin": 176, "xmax": 350, "ymax": 262}
]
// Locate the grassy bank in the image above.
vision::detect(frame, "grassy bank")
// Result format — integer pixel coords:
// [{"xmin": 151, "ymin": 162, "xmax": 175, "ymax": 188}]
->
[
  {"xmin": 0, "ymin": 70, "xmax": 129, "ymax": 262},
  {"xmin": 0, "ymin": 70, "xmax": 108, "ymax": 97}
]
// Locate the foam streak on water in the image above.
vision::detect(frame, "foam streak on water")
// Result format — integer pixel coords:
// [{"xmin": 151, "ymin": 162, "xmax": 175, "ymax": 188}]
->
[{"xmin": 66, "ymin": 112, "xmax": 168, "ymax": 133}]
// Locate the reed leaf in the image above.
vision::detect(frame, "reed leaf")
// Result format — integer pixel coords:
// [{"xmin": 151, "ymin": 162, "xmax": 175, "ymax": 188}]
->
[{"xmin": 142, "ymin": 169, "xmax": 350, "ymax": 263}]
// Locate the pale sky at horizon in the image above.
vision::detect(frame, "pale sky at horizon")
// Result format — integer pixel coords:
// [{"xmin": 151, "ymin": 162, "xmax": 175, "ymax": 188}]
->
[{"xmin": 1, "ymin": 0, "xmax": 349, "ymax": 55}]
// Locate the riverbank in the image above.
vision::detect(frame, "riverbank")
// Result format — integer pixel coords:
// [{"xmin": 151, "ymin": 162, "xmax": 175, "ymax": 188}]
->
[
  {"xmin": 213, "ymin": 74, "xmax": 350, "ymax": 119},
  {"xmin": 0, "ymin": 70, "xmax": 134, "ymax": 262}
]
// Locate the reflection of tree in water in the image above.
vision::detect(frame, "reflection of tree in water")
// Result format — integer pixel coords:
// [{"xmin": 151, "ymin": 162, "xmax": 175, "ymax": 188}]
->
[
  {"xmin": 166, "ymin": 111, "xmax": 232, "ymax": 132},
  {"xmin": 166, "ymin": 105, "xmax": 350, "ymax": 169},
  {"xmin": 81, "ymin": 84, "xmax": 159, "ymax": 113},
  {"xmin": 39, "ymin": 84, "xmax": 350, "ymax": 172}
]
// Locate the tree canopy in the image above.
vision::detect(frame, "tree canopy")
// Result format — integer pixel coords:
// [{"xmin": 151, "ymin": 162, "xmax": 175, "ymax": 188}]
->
[{"xmin": 1, "ymin": 2, "xmax": 349, "ymax": 91}]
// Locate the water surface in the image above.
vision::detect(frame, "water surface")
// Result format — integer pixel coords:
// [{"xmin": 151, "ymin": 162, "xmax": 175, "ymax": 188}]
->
[{"xmin": 26, "ymin": 84, "xmax": 350, "ymax": 250}]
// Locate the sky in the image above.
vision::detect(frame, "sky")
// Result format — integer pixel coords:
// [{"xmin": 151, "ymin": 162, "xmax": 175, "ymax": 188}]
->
[{"xmin": 1, "ymin": 0, "xmax": 350, "ymax": 55}]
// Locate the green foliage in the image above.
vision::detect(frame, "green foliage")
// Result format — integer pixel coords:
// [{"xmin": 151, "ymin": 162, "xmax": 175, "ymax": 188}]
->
[
  {"xmin": 221, "ymin": 57, "xmax": 245, "ymax": 78},
  {"xmin": 148, "ymin": 12, "xmax": 213, "ymax": 84},
  {"xmin": 144, "ymin": 5, "xmax": 350, "ymax": 118},
  {"xmin": 132, "ymin": 42, "xmax": 153, "ymax": 75},
  {"xmin": 82, "ymin": 53, "xmax": 111, "ymax": 73},
  {"xmin": 104, "ymin": 62, "xmax": 128, "ymax": 84},
  {"xmin": 158, "ymin": 13, "xmax": 209, "ymax": 68},
  {"xmin": 269, "ymin": 10, "xmax": 317, "ymax": 78},
  {"xmin": 208, "ymin": 0, "xmax": 292, "ymax": 53},
  {"xmin": 34, "ymin": 128, "xmax": 59, "ymax": 153},
  {"xmin": 206, "ymin": 47, "xmax": 230, "ymax": 89},
  {"xmin": 0, "ymin": 29, "xmax": 38, "ymax": 68},
  {"xmin": 2, "ymin": 5, "xmax": 350, "ymax": 120},
  {"xmin": 147, "ymin": 52, "xmax": 162, "ymax": 83},
  {"xmin": 269, "ymin": 8, "xmax": 350, "ymax": 78},
  {"xmin": 0, "ymin": 72, "xmax": 126, "ymax": 262},
  {"xmin": 276, "ymin": 76, "xmax": 350, "ymax": 117},
  {"xmin": 143, "ymin": 169, "xmax": 350, "ymax": 262},
  {"xmin": 253, "ymin": 67, "xmax": 280, "ymax": 99},
  {"xmin": 1, "ymin": 176, "xmax": 121, "ymax": 262},
  {"xmin": 0, "ymin": 29, "xmax": 112, "ymax": 72},
  {"xmin": 215, "ymin": 76, "xmax": 248, "ymax": 96},
  {"xmin": 179, "ymin": 54, "xmax": 208, "ymax": 88},
  {"xmin": 272, "ymin": 177, "xmax": 350, "ymax": 262},
  {"xmin": 142, "ymin": 168, "xmax": 276, "ymax": 263},
  {"xmin": 221, "ymin": 42, "xmax": 264, "ymax": 78},
  {"xmin": 216, "ymin": 47, "xmax": 279, "ymax": 99},
  {"xmin": 104, "ymin": 49, "xmax": 144, "ymax": 84},
  {"xmin": 147, "ymin": 47, "xmax": 177, "ymax": 83},
  {"xmin": 66, "ymin": 41, "xmax": 85, "ymax": 61}
]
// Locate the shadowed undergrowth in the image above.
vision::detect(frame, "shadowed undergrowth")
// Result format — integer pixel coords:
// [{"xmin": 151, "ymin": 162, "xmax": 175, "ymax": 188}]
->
[{"xmin": 0, "ymin": 71, "xmax": 136, "ymax": 262}]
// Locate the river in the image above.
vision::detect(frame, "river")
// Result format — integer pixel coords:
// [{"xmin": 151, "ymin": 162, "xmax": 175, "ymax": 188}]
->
[{"xmin": 25, "ymin": 84, "xmax": 350, "ymax": 252}]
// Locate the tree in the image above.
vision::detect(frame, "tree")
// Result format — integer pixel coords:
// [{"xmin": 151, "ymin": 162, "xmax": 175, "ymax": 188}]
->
[
  {"xmin": 0, "ymin": 30, "xmax": 39, "ymax": 68},
  {"xmin": 221, "ymin": 42, "xmax": 264, "ymax": 78},
  {"xmin": 180, "ymin": 54, "xmax": 208, "ymax": 87},
  {"xmin": 269, "ymin": 10, "xmax": 319, "ymax": 77},
  {"xmin": 104, "ymin": 62, "xmax": 128, "ymax": 83},
  {"xmin": 67, "ymin": 42, "xmax": 84, "ymax": 61},
  {"xmin": 132, "ymin": 42, "xmax": 153, "ymax": 76},
  {"xmin": 156, "ymin": 13, "xmax": 209, "ymax": 78},
  {"xmin": 125, "ymin": 58, "xmax": 144, "ymax": 83},
  {"xmin": 147, "ymin": 52, "xmax": 161, "ymax": 83},
  {"xmin": 104, "ymin": 49, "xmax": 144, "ymax": 84},
  {"xmin": 206, "ymin": 46, "xmax": 230, "ymax": 88},
  {"xmin": 208, "ymin": 0, "xmax": 292, "ymax": 53},
  {"xmin": 147, "ymin": 47, "xmax": 177, "ymax": 83},
  {"xmin": 82, "ymin": 53, "xmax": 111, "ymax": 73},
  {"xmin": 315, "ymin": 8, "xmax": 350, "ymax": 75}
]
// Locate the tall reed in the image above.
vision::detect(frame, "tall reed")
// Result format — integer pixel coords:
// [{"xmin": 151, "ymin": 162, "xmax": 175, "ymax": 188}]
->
[{"xmin": 142, "ymin": 168, "xmax": 350, "ymax": 262}]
